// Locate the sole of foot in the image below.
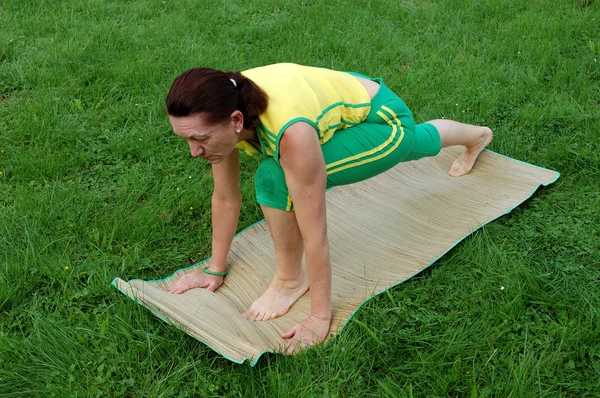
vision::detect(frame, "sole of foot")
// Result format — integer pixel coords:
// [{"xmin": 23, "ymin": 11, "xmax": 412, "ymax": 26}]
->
[{"xmin": 448, "ymin": 127, "xmax": 493, "ymax": 177}]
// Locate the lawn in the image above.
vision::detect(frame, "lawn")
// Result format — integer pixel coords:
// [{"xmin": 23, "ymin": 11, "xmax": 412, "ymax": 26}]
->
[{"xmin": 1, "ymin": 0, "xmax": 599, "ymax": 396}]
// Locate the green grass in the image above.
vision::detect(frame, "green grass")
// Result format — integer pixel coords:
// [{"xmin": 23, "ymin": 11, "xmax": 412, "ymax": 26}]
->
[{"xmin": 1, "ymin": 0, "xmax": 599, "ymax": 396}]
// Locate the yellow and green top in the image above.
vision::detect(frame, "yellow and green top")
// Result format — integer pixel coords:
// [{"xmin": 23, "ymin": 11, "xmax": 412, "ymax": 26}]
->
[{"xmin": 236, "ymin": 63, "xmax": 372, "ymax": 163}]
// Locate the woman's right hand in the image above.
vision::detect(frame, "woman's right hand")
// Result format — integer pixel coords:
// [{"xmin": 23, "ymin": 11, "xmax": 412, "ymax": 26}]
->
[{"xmin": 167, "ymin": 268, "xmax": 224, "ymax": 294}]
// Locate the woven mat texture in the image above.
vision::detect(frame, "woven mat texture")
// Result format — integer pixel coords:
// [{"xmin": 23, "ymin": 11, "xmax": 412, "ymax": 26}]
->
[{"xmin": 112, "ymin": 148, "xmax": 559, "ymax": 364}]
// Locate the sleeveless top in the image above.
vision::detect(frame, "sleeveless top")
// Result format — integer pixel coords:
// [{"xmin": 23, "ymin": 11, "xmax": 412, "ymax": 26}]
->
[{"xmin": 235, "ymin": 63, "xmax": 372, "ymax": 163}]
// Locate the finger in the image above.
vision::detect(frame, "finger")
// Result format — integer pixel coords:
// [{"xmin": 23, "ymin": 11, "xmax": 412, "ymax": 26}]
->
[
  {"xmin": 167, "ymin": 280, "xmax": 183, "ymax": 293},
  {"xmin": 207, "ymin": 282, "xmax": 217, "ymax": 292},
  {"xmin": 172, "ymin": 285, "xmax": 188, "ymax": 294},
  {"xmin": 285, "ymin": 338, "xmax": 299, "ymax": 355},
  {"xmin": 168, "ymin": 283, "xmax": 184, "ymax": 294},
  {"xmin": 299, "ymin": 336, "xmax": 311, "ymax": 351},
  {"xmin": 283, "ymin": 339, "xmax": 294, "ymax": 354},
  {"xmin": 281, "ymin": 325, "xmax": 297, "ymax": 339}
]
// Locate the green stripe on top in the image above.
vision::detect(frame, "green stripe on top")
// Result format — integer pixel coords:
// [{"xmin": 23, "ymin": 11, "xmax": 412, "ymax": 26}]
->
[
  {"xmin": 314, "ymin": 101, "xmax": 371, "ymax": 126},
  {"xmin": 320, "ymin": 119, "xmax": 363, "ymax": 139},
  {"xmin": 256, "ymin": 125, "xmax": 277, "ymax": 156},
  {"xmin": 248, "ymin": 139, "xmax": 262, "ymax": 153},
  {"xmin": 260, "ymin": 126, "xmax": 277, "ymax": 145},
  {"xmin": 341, "ymin": 118, "xmax": 362, "ymax": 126},
  {"xmin": 274, "ymin": 117, "xmax": 319, "ymax": 162}
]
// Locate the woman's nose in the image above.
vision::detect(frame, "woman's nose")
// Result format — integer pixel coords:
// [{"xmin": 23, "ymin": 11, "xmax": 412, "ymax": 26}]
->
[{"xmin": 189, "ymin": 142, "xmax": 204, "ymax": 157}]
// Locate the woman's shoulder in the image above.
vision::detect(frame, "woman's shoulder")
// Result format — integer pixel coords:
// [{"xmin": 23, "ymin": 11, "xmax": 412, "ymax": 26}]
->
[
  {"xmin": 243, "ymin": 62, "xmax": 303, "ymax": 72},
  {"xmin": 242, "ymin": 63, "xmax": 304, "ymax": 78}
]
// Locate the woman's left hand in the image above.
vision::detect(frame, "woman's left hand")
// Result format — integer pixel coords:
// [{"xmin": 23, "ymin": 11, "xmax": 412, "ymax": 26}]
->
[{"xmin": 281, "ymin": 315, "xmax": 331, "ymax": 354}]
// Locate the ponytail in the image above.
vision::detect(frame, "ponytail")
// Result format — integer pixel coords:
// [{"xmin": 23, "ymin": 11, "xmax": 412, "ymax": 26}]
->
[{"xmin": 224, "ymin": 71, "xmax": 268, "ymax": 129}]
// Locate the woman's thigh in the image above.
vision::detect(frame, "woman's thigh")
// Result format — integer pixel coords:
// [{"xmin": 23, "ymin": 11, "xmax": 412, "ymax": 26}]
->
[
  {"xmin": 323, "ymin": 81, "xmax": 442, "ymax": 186},
  {"xmin": 323, "ymin": 121, "xmax": 443, "ymax": 187},
  {"xmin": 322, "ymin": 121, "xmax": 412, "ymax": 186}
]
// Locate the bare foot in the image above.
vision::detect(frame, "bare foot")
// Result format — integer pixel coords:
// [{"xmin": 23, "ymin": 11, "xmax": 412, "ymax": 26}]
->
[
  {"xmin": 448, "ymin": 127, "xmax": 493, "ymax": 176},
  {"xmin": 243, "ymin": 273, "xmax": 309, "ymax": 321}
]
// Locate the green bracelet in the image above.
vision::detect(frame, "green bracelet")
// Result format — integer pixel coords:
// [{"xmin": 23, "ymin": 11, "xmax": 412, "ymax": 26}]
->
[{"xmin": 202, "ymin": 265, "xmax": 228, "ymax": 277}]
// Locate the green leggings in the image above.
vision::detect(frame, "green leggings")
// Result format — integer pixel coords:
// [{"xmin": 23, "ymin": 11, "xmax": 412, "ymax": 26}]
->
[{"xmin": 254, "ymin": 78, "xmax": 442, "ymax": 211}]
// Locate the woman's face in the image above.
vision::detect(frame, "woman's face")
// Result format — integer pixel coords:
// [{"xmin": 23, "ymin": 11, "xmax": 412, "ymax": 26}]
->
[{"xmin": 169, "ymin": 113, "xmax": 238, "ymax": 164}]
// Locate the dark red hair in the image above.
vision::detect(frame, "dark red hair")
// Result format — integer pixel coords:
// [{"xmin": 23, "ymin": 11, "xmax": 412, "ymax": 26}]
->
[{"xmin": 165, "ymin": 67, "xmax": 268, "ymax": 130}]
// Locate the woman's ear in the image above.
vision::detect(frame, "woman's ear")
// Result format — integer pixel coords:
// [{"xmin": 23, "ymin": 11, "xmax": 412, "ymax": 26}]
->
[{"xmin": 230, "ymin": 110, "xmax": 244, "ymax": 131}]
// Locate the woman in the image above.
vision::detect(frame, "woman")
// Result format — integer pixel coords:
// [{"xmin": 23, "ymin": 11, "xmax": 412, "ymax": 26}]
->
[{"xmin": 164, "ymin": 63, "xmax": 492, "ymax": 353}]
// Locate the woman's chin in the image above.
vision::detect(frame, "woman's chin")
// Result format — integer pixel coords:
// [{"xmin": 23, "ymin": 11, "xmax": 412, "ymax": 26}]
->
[{"xmin": 206, "ymin": 156, "xmax": 223, "ymax": 164}]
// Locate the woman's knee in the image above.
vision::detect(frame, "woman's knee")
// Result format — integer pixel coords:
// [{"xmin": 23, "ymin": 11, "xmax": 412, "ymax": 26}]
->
[{"xmin": 254, "ymin": 158, "xmax": 291, "ymax": 211}]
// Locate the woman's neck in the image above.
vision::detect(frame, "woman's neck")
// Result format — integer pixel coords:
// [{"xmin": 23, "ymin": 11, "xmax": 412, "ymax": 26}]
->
[{"xmin": 237, "ymin": 126, "xmax": 258, "ymax": 143}]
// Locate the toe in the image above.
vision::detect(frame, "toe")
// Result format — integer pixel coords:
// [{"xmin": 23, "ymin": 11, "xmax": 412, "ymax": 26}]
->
[
  {"xmin": 260, "ymin": 310, "xmax": 271, "ymax": 321},
  {"xmin": 261, "ymin": 311, "xmax": 275, "ymax": 321},
  {"xmin": 243, "ymin": 306, "xmax": 256, "ymax": 321}
]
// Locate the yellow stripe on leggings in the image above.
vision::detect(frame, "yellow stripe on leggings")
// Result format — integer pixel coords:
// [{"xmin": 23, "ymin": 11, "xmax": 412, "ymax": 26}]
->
[
  {"xmin": 286, "ymin": 194, "xmax": 293, "ymax": 212},
  {"xmin": 327, "ymin": 109, "xmax": 405, "ymax": 176},
  {"xmin": 326, "ymin": 109, "xmax": 399, "ymax": 171},
  {"xmin": 380, "ymin": 105, "xmax": 399, "ymax": 120}
]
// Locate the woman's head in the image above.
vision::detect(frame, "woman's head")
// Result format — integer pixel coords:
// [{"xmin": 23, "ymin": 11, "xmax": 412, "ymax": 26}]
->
[
  {"xmin": 165, "ymin": 67, "xmax": 268, "ymax": 130},
  {"xmin": 166, "ymin": 67, "xmax": 268, "ymax": 163}
]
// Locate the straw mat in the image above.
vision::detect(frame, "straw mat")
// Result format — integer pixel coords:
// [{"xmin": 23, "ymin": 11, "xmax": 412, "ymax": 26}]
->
[{"xmin": 112, "ymin": 148, "xmax": 559, "ymax": 365}]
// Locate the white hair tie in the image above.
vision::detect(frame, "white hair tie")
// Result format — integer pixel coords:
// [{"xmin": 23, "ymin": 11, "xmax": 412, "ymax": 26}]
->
[{"xmin": 230, "ymin": 78, "xmax": 237, "ymax": 88}]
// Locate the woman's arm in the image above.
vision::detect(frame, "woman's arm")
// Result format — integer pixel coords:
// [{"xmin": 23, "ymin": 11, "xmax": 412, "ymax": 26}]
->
[
  {"xmin": 208, "ymin": 149, "xmax": 242, "ymax": 273},
  {"xmin": 278, "ymin": 122, "xmax": 332, "ymax": 350},
  {"xmin": 168, "ymin": 149, "xmax": 241, "ymax": 294}
]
